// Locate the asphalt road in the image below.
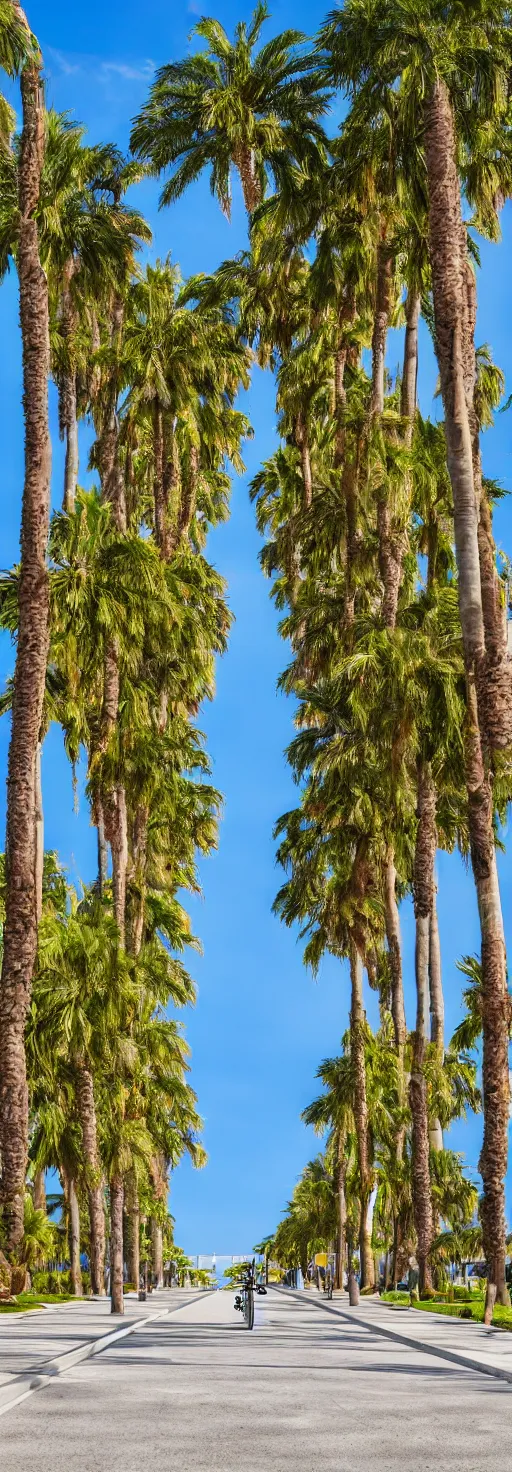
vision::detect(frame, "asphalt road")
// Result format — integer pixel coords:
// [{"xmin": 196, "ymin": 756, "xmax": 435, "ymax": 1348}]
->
[{"xmin": 2, "ymin": 1287, "xmax": 511, "ymax": 1470}]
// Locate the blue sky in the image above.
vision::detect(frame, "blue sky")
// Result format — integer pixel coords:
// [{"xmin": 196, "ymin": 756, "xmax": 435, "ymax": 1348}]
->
[{"xmin": 2, "ymin": 1, "xmax": 512, "ymax": 1256}]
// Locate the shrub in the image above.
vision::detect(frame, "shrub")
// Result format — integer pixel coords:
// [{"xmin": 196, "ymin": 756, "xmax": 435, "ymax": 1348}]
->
[
  {"xmin": 45, "ymin": 1271, "xmax": 67, "ymax": 1295},
  {"xmin": 31, "ymin": 1270, "xmax": 50, "ymax": 1294},
  {"xmin": 453, "ymin": 1286, "xmax": 472, "ymax": 1302}
]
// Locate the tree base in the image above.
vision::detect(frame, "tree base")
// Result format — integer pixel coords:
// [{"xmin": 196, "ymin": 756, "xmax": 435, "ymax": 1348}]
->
[{"xmin": 484, "ymin": 1282, "xmax": 497, "ymax": 1325}]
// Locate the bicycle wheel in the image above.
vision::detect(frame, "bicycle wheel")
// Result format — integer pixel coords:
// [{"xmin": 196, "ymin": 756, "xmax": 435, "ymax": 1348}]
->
[{"xmin": 244, "ymin": 1286, "xmax": 254, "ymax": 1330}]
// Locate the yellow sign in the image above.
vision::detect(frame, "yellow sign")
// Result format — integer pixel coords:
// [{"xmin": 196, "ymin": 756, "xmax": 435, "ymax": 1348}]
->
[{"xmin": 314, "ymin": 1253, "xmax": 327, "ymax": 1267}]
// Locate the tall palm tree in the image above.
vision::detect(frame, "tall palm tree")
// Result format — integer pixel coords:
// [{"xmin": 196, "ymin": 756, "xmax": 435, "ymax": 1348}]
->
[
  {"xmin": 320, "ymin": 0, "xmax": 512, "ymax": 1325},
  {"xmin": 0, "ymin": 4, "xmax": 53, "ymax": 1251},
  {"xmin": 303, "ymin": 1053, "xmax": 355, "ymax": 1290},
  {"xmin": 130, "ymin": 4, "xmax": 329, "ymax": 219}
]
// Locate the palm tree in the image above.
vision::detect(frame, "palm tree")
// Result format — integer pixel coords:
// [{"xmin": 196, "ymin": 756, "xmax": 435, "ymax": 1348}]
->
[
  {"xmin": 320, "ymin": 0, "xmax": 512, "ymax": 1324},
  {"xmin": 321, "ymin": 0, "xmax": 512, "ymax": 730},
  {"xmin": 0, "ymin": 4, "xmax": 52, "ymax": 1251},
  {"xmin": 29, "ymin": 1096, "xmax": 84, "ymax": 1296},
  {"xmin": 33, "ymin": 905, "xmax": 136, "ymax": 1295},
  {"xmin": 302, "ymin": 1053, "xmax": 354, "ymax": 1290},
  {"xmin": 130, "ymin": 4, "xmax": 329, "ymax": 219},
  {"xmin": 121, "ymin": 258, "xmax": 251, "ymax": 560}
]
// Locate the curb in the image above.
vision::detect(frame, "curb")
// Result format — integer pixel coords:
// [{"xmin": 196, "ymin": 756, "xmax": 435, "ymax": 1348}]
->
[
  {"xmin": 0, "ymin": 1290, "xmax": 217, "ymax": 1418},
  {"xmin": 273, "ymin": 1287, "xmax": 512, "ymax": 1388}
]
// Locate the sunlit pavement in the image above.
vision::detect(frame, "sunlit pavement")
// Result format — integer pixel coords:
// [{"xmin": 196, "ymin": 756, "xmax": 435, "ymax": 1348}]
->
[{"xmin": 2, "ymin": 1287, "xmax": 511, "ymax": 1470}]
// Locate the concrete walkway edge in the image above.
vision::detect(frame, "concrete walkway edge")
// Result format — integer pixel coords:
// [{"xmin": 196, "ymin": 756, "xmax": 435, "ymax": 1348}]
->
[
  {"xmin": 0, "ymin": 1291, "xmax": 217, "ymax": 1418},
  {"xmin": 277, "ymin": 1288, "xmax": 512, "ymax": 1388}
]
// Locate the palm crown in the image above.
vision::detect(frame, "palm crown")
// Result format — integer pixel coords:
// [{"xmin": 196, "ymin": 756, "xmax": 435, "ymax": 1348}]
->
[{"xmin": 130, "ymin": 3, "xmax": 330, "ymax": 217}]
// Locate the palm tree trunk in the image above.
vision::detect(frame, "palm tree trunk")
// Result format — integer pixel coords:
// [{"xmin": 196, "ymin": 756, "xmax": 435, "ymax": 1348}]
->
[
  {"xmin": 59, "ymin": 255, "xmax": 79, "ymax": 514},
  {"xmin": 350, "ymin": 944, "xmax": 374, "ymax": 1289},
  {"xmin": 383, "ymin": 847, "xmax": 406, "ymax": 1057},
  {"xmin": 377, "ymin": 289, "xmax": 419, "ymax": 630},
  {"xmin": 428, "ymin": 885, "xmax": 444, "ymax": 1152},
  {"xmin": 62, "ymin": 373, "xmax": 79, "ymax": 514},
  {"xmin": 343, "ymin": 440, "xmax": 361, "ymax": 630},
  {"xmin": 295, "ymin": 414, "xmax": 313, "ymax": 509},
  {"xmin": 429, "ymin": 885, "xmax": 444, "ymax": 1051},
  {"xmin": 371, "ymin": 235, "xmax": 393, "ymax": 416},
  {"xmin": 128, "ymin": 803, "xmax": 148, "ymax": 958},
  {"xmin": 34, "ymin": 738, "xmax": 44, "ymax": 926},
  {"xmin": 99, "ymin": 641, "xmax": 120, "ymax": 754},
  {"xmin": 95, "ymin": 796, "xmax": 108, "ymax": 896},
  {"xmin": 335, "ymin": 1130, "xmax": 347, "ymax": 1291},
  {"xmin": 64, "ymin": 1171, "xmax": 82, "ymax": 1297},
  {"xmin": 178, "ymin": 444, "xmax": 199, "ymax": 542},
  {"xmin": 371, "ymin": 234, "xmax": 403, "ymax": 628},
  {"xmin": 390, "ymin": 1216, "xmax": 401, "ymax": 1290},
  {"xmin": 105, "ymin": 786, "xmax": 128, "ymax": 946},
  {"xmin": 74, "ymin": 1059, "xmax": 106, "ymax": 1296},
  {"xmin": 401, "ymin": 289, "xmax": 420, "ymax": 435},
  {"xmin": 423, "ymin": 80, "xmax": 486, "ymax": 702},
  {"xmin": 410, "ymin": 760, "xmax": 436, "ymax": 1293},
  {"xmin": 33, "ymin": 1167, "xmax": 46, "ymax": 1213},
  {"xmin": 110, "ymin": 1175, "xmax": 125, "ymax": 1314},
  {"xmin": 334, "ymin": 289, "xmax": 356, "ymax": 467},
  {"xmin": 153, "ymin": 400, "xmax": 166, "ymax": 552},
  {"xmin": 377, "ymin": 501, "xmax": 404, "ymax": 630},
  {"xmin": 233, "ymin": 144, "xmax": 261, "ymax": 215},
  {"xmin": 125, "ymin": 1168, "xmax": 140, "ymax": 1289},
  {"xmin": 425, "ymin": 76, "xmax": 511, "ymax": 1317},
  {"xmin": 458, "ymin": 225, "xmax": 512, "ymax": 749},
  {"xmin": 0, "ymin": 46, "xmax": 51, "ymax": 1251},
  {"xmin": 162, "ymin": 417, "xmax": 180, "ymax": 557},
  {"xmin": 334, "ymin": 342, "xmax": 348, "ymax": 462},
  {"xmin": 383, "ymin": 847, "xmax": 407, "ymax": 1161},
  {"xmin": 300, "ymin": 439, "xmax": 313, "ymax": 509},
  {"xmin": 151, "ymin": 1218, "xmax": 164, "ymax": 1289},
  {"xmin": 99, "ymin": 293, "xmax": 126, "ymax": 533},
  {"xmin": 465, "ymin": 687, "xmax": 510, "ymax": 1316}
]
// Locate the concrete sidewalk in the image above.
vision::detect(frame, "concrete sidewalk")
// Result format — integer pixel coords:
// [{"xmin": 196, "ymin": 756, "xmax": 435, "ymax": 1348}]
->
[
  {"xmin": 0, "ymin": 1289, "xmax": 208, "ymax": 1412},
  {"xmin": 291, "ymin": 1287, "xmax": 512, "ymax": 1385}
]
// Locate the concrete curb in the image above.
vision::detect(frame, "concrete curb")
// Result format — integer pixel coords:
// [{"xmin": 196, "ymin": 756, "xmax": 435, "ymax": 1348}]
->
[
  {"xmin": 274, "ymin": 1287, "xmax": 512, "ymax": 1388},
  {"xmin": 0, "ymin": 1290, "xmax": 217, "ymax": 1418}
]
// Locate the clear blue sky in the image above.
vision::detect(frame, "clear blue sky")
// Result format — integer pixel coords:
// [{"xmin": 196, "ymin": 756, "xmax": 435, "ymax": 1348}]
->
[{"xmin": 2, "ymin": 1, "xmax": 512, "ymax": 1255}]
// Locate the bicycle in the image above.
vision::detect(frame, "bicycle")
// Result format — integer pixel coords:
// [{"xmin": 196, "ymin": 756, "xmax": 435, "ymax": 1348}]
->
[
  {"xmin": 234, "ymin": 1260, "xmax": 257, "ymax": 1330},
  {"xmin": 324, "ymin": 1270, "xmax": 333, "ymax": 1300}
]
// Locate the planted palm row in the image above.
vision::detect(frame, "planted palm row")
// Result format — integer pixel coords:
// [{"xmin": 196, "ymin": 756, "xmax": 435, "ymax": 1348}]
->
[
  {"xmin": 127, "ymin": 1, "xmax": 512, "ymax": 1322},
  {"xmin": 0, "ymin": 0, "xmax": 511, "ymax": 1324},
  {"xmin": 0, "ymin": 8, "xmax": 251, "ymax": 1306}
]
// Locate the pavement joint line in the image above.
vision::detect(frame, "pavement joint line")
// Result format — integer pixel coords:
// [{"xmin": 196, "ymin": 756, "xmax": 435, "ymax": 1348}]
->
[
  {"xmin": 274, "ymin": 1287, "xmax": 512, "ymax": 1388},
  {"xmin": 0, "ymin": 1290, "xmax": 218, "ymax": 1419}
]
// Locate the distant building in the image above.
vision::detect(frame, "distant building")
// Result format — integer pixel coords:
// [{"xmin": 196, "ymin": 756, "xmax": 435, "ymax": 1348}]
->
[{"xmin": 192, "ymin": 1254, "xmax": 254, "ymax": 1281}]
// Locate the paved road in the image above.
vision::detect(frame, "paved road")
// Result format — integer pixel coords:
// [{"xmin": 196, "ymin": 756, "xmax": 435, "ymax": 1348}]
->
[{"xmin": 2, "ymin": 1288, "xmax": 511, "ymax": 1470}]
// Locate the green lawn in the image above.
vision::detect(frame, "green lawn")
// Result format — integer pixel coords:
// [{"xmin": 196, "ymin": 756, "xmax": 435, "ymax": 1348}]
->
[
  {"xmin": 381, "ymin": 1291, "xmax": 512, "ymax": 1330},
  {"xmin": 0, "ymin": 1292, "xmax": 84, "ymax": 1314}
]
